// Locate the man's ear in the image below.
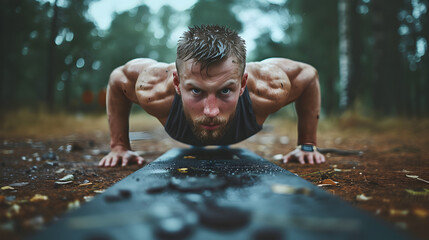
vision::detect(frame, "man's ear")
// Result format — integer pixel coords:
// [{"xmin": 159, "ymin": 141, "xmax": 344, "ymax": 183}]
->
[
  {"xmin": 173, "ymin": 71, "xmax": 181, "ymax": 95},
  {"xmin": 239, "ymin": 73, "xmax": 248, "ymax": 96}
]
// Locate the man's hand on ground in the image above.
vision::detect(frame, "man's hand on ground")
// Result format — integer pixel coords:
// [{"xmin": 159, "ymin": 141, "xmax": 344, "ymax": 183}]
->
[
  {"xmin": 283, "ymin": 147, "xmax": 326, "ymax": 164},
  {"xmin": 98, "ymin": 146, "xmax": 144, "ymax": 167}
]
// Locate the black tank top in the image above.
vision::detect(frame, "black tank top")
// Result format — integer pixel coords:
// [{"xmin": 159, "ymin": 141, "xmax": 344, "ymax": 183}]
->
[{"xmin": 164, "ymin": 87, "xmax": 262, "ymax": 146}]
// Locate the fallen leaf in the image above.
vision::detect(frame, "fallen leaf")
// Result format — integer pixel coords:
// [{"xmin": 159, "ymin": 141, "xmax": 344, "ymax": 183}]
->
[
  {"xmin": 405, "ymin": 174, "xmax": 429, "ymax": 184},
  {"xmin": 55, "ymin": 168, "xmax": 65, "ymax": 174},
  {"xmin": 9, "ymin": 182, "xmax": 29, "ymax": 187},
  {"xmin": 58, "ymin": 174, "xmax": 74, "ymax": 182},
  {"xmin": 94, "ymin": 189, "xmax": 105, "ymax": 194},
  {"xmin": 333, "ymin": 168, "xmax": 352, "ymax": 172},
  {"xmin": 1, "ymin": 186, "xmax": 14, "ymax": 190},
  {"xmin": 356, "ymin": 194, "xmax": 372, "ymax": 201},
  {"xmin": 177, "ymin": 168, "xmax": 188, "ymax": 173},
  {"xmin": 390, "ymin": 209, "xmax": 409, "ymax": 216},
  {"xmin": 413, "ymin": 208, "xmax": 428, "ymax": 218},
  {"xmin": 320, "ymin": 179, "xmax": 338, "ymax": 185},
  {"xmin": 54, "ymin": 181, "xmax": 73, "ymax": 185},
  {"xmin": 183, "ymin": 155, "xmax": 196, "ymax": 159},
  {"xmin": 405, "ymin": 188, "xmax": 429, "ymax": 196},
  {"xmin": 30, "ymin": 194, "xmax": 48, "ymax": 202},
  {"xmin": 318, "ymin": 184, "xmax": 333, "ymax": 187},
  {"xmin": 79, "ymin": 182, "xmax": 93, "ymax": 187}
]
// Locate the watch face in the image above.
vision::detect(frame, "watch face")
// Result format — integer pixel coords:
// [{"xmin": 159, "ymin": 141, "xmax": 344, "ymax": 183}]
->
[{"xmin": 302, "ymin": 145, "xmax": 314, "ymax": 152}]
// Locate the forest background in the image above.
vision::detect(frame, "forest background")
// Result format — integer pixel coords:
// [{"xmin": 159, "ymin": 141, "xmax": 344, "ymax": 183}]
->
[{"xmin": 1, "ymin": 0, "xmax": 428, "ymax": 120}]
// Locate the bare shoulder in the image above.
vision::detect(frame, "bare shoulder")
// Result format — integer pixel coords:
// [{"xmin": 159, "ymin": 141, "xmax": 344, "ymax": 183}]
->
[
  {"xmin": 260, "ymin": 58, "xmax": 316, "ymax": 81},
  {"xmin": 133, "ymin": 60, "xmax": 176, "ymax": 123},
  {"xmin": 245, "ymin": 60, "xmax": 291, "ymax": 124},
  {"xmin": 261, "ymin": 58, "xmax": 319, "ymax": 103}
]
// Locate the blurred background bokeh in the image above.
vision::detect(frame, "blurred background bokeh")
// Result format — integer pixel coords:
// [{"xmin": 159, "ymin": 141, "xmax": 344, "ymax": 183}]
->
[{"xmin": 1, "ymin": 0, "xmax": 428, "ymax": 137}]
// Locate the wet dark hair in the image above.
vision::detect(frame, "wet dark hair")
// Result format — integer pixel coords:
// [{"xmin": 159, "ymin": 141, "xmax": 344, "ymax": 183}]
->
[{"xmin": 176, "ymin": 25, "xmax": 246, "ymax": 76}]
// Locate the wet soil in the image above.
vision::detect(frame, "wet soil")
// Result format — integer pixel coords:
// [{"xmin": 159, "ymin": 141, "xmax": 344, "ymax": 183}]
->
[{"xmin": 1, "ymin": 119, "xmax": 429, "ymax": 240}]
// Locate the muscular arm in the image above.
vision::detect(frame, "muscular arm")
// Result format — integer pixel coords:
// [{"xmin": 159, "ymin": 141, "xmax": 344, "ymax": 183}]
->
[
  {"xmin": 98, "ymin": 66, "xmax": 144, "ymax": 167},
  {"xmin": 99, "ymin": 59, "xmax": 157, "ymax": 167},
  {"xmin": 107, "ymin": 68, "xmax": 133, "ymax": 152},
  {"xmin": 99, "ymin": 59, "xmax": 175, "ymax": 167},
  {"xmin": 291, "ymin": 65, "xmax": 320, "ymax": 146},
  {"xmin": 262, "ymin": 58, "xmax": 324, "ymax": 164}
]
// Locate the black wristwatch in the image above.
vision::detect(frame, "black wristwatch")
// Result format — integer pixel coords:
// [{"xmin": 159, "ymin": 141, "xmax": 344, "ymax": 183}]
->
[{"xmin": 298, "ymin": 144, "xmax": 318, "ymax": 152}]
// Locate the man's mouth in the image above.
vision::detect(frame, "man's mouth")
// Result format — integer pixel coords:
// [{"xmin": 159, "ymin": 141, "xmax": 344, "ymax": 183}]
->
[{"xmin": 200, "ymin": 124, "xmax": 221, "ymax": 130}]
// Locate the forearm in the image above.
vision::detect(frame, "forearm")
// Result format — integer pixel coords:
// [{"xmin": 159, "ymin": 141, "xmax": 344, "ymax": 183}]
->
[
  {"xmin": 107, "ymin": 80, "xmax": 133, "ymax": 150},
  {"xmin": 295, "ymin": 75, "xmax": 321, "ymax": 146}
]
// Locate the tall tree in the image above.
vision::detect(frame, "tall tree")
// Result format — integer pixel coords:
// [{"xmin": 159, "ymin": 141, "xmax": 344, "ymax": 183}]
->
[
  {"xmin": 284, "ymin": 0, "xmax": 339, "ymax": 114},
  {"xmin": 371, "ymin": 0, "xmax": 406, "ymax": 116},
  {"xmin": 338, "ymin": 0, "xmax": 352, "ymax": 110},
  {"xmin": 54, "ymin": 0, "xmax": 99, "ymax": 110},
  {"xmin": 1, "ymin": 0, "xmax": 51, "ymax": 109},
  {"xmin": 348, "ymin": 0, "xmax": 364, "ymax": 111},
  {"xmin": 46, "ymin": 0, "xmax": 59, "ymax": 111}
]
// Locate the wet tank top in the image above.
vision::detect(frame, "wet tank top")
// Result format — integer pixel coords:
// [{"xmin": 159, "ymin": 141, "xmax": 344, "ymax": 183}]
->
[{"xmin": 164, "ymin": 87, "xmax": 262, "ymax": 146}]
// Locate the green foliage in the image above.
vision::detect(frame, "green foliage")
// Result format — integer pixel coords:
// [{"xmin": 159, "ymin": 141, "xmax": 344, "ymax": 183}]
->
[
  {"xmin": 1, "ymin": 0, "xmax": 428, "ymax": 116},
  {"xmin": 189, "ymin": 0, "xmax": 242, "ymax": 31}
]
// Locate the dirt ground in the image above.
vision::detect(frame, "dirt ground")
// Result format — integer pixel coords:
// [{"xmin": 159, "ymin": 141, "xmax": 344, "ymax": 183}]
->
[{"xmin": 1, "ymin": 113, "xmax": 429, "ymax": 240}]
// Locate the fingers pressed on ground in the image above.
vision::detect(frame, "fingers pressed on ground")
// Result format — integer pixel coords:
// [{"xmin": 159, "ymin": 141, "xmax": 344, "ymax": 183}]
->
[
  {"xmin": 104, "ymin": 158, "xmax": 112, "ymax": 167},
  {"xmin": 314, "ymin": 154, "xmax": 321, "ymax": 164},
  {"xmin": 283, "ymin": 154, "xmax": 291, "ymax": 164},
  {"xmin": 98, "ymin": 158, "xmax": 105, "ymax": 166},
  {"xmin": 308, "ymin": 154, "xmax": 315, "ymax": 164},
  {"xmin": 110, "ymin": 156, "xmax": 119, "ymax": 167},
  {"xmin": 299, "ymin": 155, "xmax": 305, "ymax": 164},
  {"xmin": 122, "ymin": 158, "xmax": 129, "ymax": 167}
]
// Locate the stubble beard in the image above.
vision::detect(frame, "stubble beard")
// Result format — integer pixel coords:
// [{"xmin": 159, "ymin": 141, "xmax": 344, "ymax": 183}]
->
[{"xmin": 185, "ymin": 112, "xmax": 235, "ymax": 145}]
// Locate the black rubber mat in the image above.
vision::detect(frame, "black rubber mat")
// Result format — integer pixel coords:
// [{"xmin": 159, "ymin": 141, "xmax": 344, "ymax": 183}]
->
[{"xmin": 33, "ymin": 148, "xmax": 412, "ymax": 240}]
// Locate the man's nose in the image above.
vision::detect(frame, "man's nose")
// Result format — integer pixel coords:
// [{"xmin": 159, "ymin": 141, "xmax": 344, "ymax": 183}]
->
[{"xmin": 203, "ymin": 94, "xmax": 220, "ymax": 117}]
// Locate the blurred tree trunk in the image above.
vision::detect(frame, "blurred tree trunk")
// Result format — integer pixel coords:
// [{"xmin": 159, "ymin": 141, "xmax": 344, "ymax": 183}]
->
[
  {"xmin": 46, "ymin": 0, "xmax": 59, "ymax": 111},
  {"xmin": 371, "ymin": 0, "xmax": 404, "ymax": 115},
  {"xmin": 0, "ymin": 1, "xmax": 5, "ymax": 112},
  {"xmin": 338, "ymin": 0, "xmax": 352, "ymax": 111},
  {"xmin": 349, "ymin": 0, "xmax": 362, "ymax": 110},
  {"xmin": 371, "ymin": 0, "xmax": 386, "ymax": 114}
]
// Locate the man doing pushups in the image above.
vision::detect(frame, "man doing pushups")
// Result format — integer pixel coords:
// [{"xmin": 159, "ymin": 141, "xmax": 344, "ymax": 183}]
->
[{"xmin": 99, "ymin": 25, "xmax": 325, "ymax": 167}]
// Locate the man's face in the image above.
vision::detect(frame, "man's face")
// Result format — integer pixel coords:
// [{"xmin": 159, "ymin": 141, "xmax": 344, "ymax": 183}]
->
[{"xmin": 174, "ymin": 56, "xmax": 247, "ymax": 144}]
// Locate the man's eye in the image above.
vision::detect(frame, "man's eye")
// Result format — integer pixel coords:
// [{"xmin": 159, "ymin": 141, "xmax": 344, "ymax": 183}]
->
[
  {"xmin": 220, "ymin": 88, "xmax": 231, "ymax": 94},
  {"xmin": 191, "ymin": 88, "xmax": 201, "ymax": 94}
]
